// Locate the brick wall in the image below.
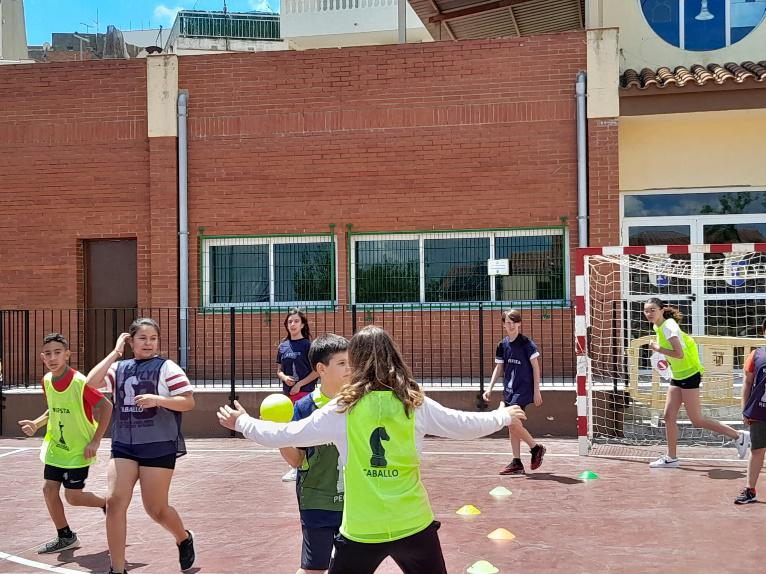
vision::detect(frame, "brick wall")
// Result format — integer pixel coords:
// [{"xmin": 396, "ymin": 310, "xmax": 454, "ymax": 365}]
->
[
  {"xmin": 586, "ymin": 118, "xmax": 620, "ymax": 247},
  {"xmin": 0, "ymin": 59, "xmax": 150, "ymax": 308},
  {"xmin": 179, "ymin": 31, "xmax": 588, "ymax": 306},
  {"xmin": 0, "ymin": 33, "xmax": 601, "ymax": 381}
]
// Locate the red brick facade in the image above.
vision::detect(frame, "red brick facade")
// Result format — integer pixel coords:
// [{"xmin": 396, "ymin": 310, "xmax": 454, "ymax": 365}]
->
[{"xmin": 0, "ymin": 32, "xmax": 616, "ymax": 382}]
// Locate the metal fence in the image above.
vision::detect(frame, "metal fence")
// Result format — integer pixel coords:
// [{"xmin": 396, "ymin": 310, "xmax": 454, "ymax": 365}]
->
[{"xmin": 1, "ymin": 305, "xmax": 575, "ymax": 391}]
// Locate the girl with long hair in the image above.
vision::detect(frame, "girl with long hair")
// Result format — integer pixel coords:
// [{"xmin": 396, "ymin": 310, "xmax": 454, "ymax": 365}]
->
[
  {"xmin": 644, "ymin": 298, "xmax": 749, "ymax": 468},
  {"xmin": 219, "ymin": 325, "xmax": 525, "ymax": 574},
  {"xmin": 276, "ymin": 308, "xmax": 319, "ymax": 481}
]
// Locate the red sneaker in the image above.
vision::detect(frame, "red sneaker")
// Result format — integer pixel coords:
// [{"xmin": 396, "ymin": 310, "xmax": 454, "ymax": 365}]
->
[
  {"xmin": 530, "ymin": 444, "xmax": 546, "ymax": 470},
  {"xmin": 499, "ymin": 459, "xmax": 525, "ymax": 475}
]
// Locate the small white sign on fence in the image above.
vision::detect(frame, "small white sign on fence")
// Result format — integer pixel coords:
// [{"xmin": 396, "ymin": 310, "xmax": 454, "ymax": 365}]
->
[{"xmin": 487, "ymin": 258, "xmax": 509, "ymax": 276}]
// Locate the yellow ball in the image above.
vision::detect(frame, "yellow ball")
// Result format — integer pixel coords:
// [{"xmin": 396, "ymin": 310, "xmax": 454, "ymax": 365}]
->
[{"xmin": 259, "ymin": 393, "xmax": 294, "ymax": 423}]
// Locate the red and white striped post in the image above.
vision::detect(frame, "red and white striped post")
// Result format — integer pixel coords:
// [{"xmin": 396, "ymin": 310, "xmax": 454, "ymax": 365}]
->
[{"xmin": 574, "ymin": 243, "xmax": 766, "ymax": 455}]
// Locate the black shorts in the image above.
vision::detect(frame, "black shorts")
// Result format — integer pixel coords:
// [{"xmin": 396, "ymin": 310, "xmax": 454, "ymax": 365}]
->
[
  {"xmin": 749, "ymin": 420, "xmax": 766, "ymax": 451},
  {"xmin": 44, "ymin": 465, "xmax": 90, "ymax": 489},
  {"xmin": 328, "ymin": 520, "xmax": 446, "ymax": 574},
  {"xmin": 111, "ymin": 451, "xmax": 177, "ymax": 469},
  {"xmin": 670, "ymin": 372, "xmax": 702, "ymax": 390},
  {"xmin": 301, "ymin": 526, "xmax": 338, "ymax": 570}
]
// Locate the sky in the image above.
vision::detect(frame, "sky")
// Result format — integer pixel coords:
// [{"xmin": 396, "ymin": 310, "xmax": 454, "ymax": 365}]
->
[{"xmin": 24, "ymin": 0, "xmax": 281, "ymax": 45}]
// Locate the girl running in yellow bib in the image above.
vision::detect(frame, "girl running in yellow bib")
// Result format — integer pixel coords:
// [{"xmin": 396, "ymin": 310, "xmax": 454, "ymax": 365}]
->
[
  {"xmin": 218, "ymin": 325, "xmax": 526, "ymax": 574},
  {"xmin": 644, "ymin": 298, "xmax": 750, "ymax": 468}
]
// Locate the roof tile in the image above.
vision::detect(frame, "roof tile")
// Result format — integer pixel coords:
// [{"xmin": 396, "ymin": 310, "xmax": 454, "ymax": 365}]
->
[{"xmin": 621, "ymin": 61, "xmax": 766, "ymax": 90}]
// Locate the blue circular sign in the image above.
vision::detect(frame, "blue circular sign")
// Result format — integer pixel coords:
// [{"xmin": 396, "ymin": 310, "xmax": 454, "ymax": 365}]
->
[{"xmin": 641, "ymin": 0, "xmax": 766, "ymax": 51}]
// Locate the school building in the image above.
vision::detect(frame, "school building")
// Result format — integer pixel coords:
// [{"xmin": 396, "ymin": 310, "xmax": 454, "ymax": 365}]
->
[{"xmin": 2, "ymin": 1, "xmax": 765, "ymax": 436}]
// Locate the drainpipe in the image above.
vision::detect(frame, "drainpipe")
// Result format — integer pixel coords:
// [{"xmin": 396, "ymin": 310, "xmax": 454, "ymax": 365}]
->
[
  {"xmin": 178, "ymin": 90, "xmax": 189, "ymax": 369},
  {"xmin": 398, "ymin": 0, "xmax": 407, "ymax": 43},
  {"xmin": 576, "ymin": 71, "xmax": 588, "ymax": 248}
]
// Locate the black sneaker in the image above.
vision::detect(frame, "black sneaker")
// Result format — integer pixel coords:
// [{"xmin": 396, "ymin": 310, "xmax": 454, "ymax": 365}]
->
[
  {"xmin": 530, "ymin": 444, "xmax": 547, "ymax": 470},
  {"xmin": 178, "ymin": 530, "xmax": 195, "ymax": 571},
  {"xmin": 734, "ymin": 488, "xmax": 757, "ymax": 505},
  {"xmin": 108, "ymin": 569, "xmax": 129, "ymax": 574},
  {"xmin": 499, "ymin": 459, "xmax": 525, "ymax": 475},
  {"xmin": 37, "ymin": 533, "xmax": 79, "ymax": 554}
]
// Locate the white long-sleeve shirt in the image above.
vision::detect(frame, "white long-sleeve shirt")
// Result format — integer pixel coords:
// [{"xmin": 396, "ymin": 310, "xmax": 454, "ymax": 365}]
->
[{"xmin": 235, "ymin": 396, "xmax": 512, "ymax": 465}]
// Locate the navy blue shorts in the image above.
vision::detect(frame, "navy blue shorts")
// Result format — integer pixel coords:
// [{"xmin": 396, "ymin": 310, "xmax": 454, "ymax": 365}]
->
[
  {"xmin": 301, "ymin": 526, "xmax": 338, "ymax": 570},
  {"xmin": 503, "ymin": 396, "xmax": 529, "ymax": 410}
]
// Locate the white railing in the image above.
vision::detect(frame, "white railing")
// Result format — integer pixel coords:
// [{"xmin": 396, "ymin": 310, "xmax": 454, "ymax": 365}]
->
[{"xmin": 284, "ymin": 0, "xmax": 397, "ymax": 14}]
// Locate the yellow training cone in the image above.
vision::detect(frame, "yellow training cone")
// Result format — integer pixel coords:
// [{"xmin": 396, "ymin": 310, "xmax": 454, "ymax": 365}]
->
[
  {"xmin": 467, "ymin": 559, "xmax": 500, "ymax": 574},
  {"xmin": 489, "ymin": 486, "xmax": 512, "ymax": 497},
  {"xmin": 487, "ymin": 527, "xmax": 516, "ymax": 540},
  {"xmin": 456, "ymin": 504, "xmax": 482, "ymax": 516}
]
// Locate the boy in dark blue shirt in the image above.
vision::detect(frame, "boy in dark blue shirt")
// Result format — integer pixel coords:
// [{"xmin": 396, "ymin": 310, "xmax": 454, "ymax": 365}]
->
[
  {"xmin": 279, "ymin": 334, "xmax": 349, "ymax": 573},
  {"xmin": 483, "ymin": 309, "xmax": 546, "ymax": 475}
]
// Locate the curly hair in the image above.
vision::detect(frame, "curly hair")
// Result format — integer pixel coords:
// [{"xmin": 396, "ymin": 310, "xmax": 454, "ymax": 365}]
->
[{"xmin": 335, "ymin": 325, "xmax": 424, "ymax": 417}]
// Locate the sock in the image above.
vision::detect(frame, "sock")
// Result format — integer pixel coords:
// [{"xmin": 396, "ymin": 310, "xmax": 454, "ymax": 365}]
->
[
  {"xmin": 57, "ymin": 525, "xmax": 73, "ymax": 539},
  {"xmin": 512, "ymin": 458, "xmax": 522, "ymax": 464}
]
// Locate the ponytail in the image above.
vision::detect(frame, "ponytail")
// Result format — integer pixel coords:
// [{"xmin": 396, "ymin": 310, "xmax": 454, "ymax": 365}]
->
[{"xmin": 645, "ymin": 297, "xmax": 682, "ymax": 322}]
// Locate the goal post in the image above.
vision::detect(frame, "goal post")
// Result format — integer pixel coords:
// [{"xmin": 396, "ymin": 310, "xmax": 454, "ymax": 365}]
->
[{"xmin": 576, "ymin": 243, "xmax": 766, "ymax": 456}]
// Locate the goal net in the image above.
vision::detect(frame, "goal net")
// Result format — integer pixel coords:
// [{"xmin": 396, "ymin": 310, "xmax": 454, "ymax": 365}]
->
[{"xmin": 576, "ymin": 244, "xmax": 766, "ymax": 455}]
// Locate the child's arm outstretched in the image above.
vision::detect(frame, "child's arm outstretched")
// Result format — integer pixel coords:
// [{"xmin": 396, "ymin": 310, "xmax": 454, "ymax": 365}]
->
[
  {"xmin": 482, "ymin": 364, "xmax": 504, "ymax": 403},
  {"xmin": 420, "ymin": 397, "xmax": 525, "ymax": 440},
  {"xmin": 218, "ymin": 400, "xmax": 341, "ymax": 449},
  {"xmin": 86, "ymin": 333, "xmax": 130, "ymax": 389},
  {"xmin": 18, "ymin": 410, "xmax": 49, "ymax": 436}
]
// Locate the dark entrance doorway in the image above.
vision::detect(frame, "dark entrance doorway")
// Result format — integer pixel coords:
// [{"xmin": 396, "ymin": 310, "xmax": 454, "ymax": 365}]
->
[{"xmin": 85, "ymin": 239, "xmax": 138, "ymax": 369}]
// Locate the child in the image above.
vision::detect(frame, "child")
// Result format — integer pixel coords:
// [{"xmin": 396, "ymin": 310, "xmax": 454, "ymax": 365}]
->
[
  {"xmin": 735, "ymin": 318, "xmax": 766, "ymax": 504},
  {"xmin": 277, "ymin": 308, "xmax": 319, "ymax": 482},
  {"xmin": 643, "ymin": 297, "xmax": 750, "ymax": 468},
  {"xmin": 279, "ymin": 333, "xmax": 349, "ymax": 574},
  {"xmin": 218, "ymin": 325, "xmax": 526, "ymax": 574},
  {"xmin": 86, "ymin": 318, "xmax": 195, "ymax": 574},
  {"xmin": 482, "ymin": 309, "xmax": 546, "ymax": 475},
  {"xmin": 17, "ymin": 333, "xmax": 111, "ymax": 554}
]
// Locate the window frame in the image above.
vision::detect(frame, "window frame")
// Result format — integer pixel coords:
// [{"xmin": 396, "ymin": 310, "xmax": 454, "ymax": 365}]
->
[
  {"xmin": 349, "ymin": 227, "xmax": 569, "ymax": 307},
  {"xmin": 201, "ymin": 234, "xmax": 337, "ymax": 309}
]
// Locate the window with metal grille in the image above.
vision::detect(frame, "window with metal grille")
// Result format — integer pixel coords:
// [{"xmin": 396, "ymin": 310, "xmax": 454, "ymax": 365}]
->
[
  {"xmin": 202, "ymin": 235, "xmax": 335, "ymax": 307},
  {"xmin": 351, "ymin": 229, "xmax": 566, "ymax": 305}
]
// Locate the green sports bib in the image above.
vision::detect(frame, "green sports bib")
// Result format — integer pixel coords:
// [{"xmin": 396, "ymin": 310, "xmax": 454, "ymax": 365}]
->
[
  {"xmin": 654, "ymin": 320, "xmax": 704, "ymax": 381},
  {"xmin": 340, "ymin": 391, "xmax": 433, "ymax": 543},
  {"xmin": 41, "ymin": 372, "xmax": 97, "ymax": 468}
]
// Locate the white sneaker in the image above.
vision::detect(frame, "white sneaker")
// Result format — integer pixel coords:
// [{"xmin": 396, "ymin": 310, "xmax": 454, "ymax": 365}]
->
[
  {"xmin": 282, "ymin": 467, "xmax": 297, "ymax": 482},
  {"xmin": 649, "ymin": 455, "xmax": 679, "ymax": 468},
  {"xmin": 734, "ymin": 430, "xmax": 751, "ymax": 459}
]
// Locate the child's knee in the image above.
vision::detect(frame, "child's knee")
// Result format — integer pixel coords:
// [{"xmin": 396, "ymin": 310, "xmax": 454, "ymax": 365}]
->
[
  {"xmin": 63, "ymin": 488, "xmax": 85, "ymax": 505},
  {"xmin": 143, "ymin": 503, "xmax": 168, "ymax": 522},
  {"xmin": 106, "ymin": 492, "xmax": 131, "ymax": 512},
  {"xmin": 42, "ymin": 481, "xmax": 60, "ymax": 497}
]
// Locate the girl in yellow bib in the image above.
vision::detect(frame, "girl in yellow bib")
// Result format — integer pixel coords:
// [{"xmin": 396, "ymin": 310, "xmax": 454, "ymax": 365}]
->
[
  {"xmin": 218, "ymin": 325, "xmax": 526, "ymax": 574},
  {"xmin": 644, "ymin": 298, "xmax": 750, "ymax": 468}
]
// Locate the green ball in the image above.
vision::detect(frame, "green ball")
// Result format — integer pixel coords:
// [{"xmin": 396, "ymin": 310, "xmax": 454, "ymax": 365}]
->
[{"xmin": 259, "ymin": 393, "xmax": 294, "ymax": 423}]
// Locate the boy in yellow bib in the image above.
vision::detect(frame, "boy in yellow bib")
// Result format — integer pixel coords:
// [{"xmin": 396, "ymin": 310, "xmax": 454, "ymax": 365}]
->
[
  {"xmin": 219, "ymin": 325, "xmax": 525, "ymax": 573},
  {"xmin": 18, "ymin": 333, "xmax": 112, "ymax": 553}
]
